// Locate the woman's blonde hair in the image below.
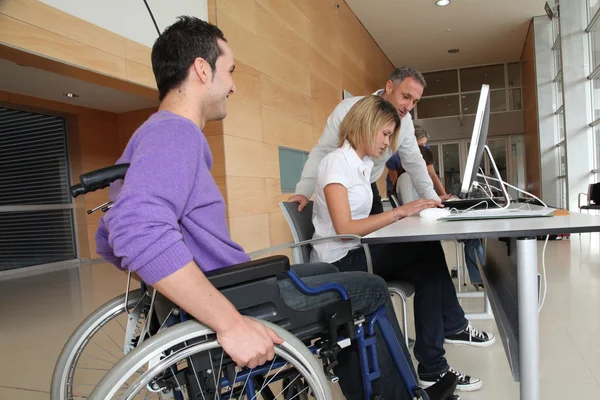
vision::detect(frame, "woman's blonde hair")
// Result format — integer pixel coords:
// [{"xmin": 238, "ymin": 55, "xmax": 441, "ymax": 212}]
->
[{"xmin": 338, "ymin": 95, "xmax": 401, "ymax": 153}]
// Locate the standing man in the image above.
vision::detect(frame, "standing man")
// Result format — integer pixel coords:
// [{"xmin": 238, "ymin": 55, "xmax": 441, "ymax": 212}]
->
[{"xmin": 289, "ymin": 67, "xmax": 447, "ymax": 213}]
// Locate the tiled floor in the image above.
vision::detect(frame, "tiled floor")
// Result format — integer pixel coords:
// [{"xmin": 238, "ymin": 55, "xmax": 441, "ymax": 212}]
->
[{"xmin": 1, "ymin": 234, "xmax": 599, "ymax": 399}]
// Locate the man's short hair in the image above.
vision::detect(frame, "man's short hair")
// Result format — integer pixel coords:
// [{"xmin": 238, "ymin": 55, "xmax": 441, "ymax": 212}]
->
[
  {"xmin": 388, "ymin": 67, "xmax": 427, "ymax": 88},
  {"xmin": 151, "ymin": 16, "xmax": 227, "ymax": 101}
]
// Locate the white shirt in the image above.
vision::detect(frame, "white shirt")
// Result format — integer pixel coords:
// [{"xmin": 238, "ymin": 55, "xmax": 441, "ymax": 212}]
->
[
  {"xmin": 295, "ymin": 90, "xmax": 439, "ymax": 201},
  {"xmin": 396, "ymin": 173, "xmax": 419, "ymax": 204},
  {"xmin": 310, "ymin": 141, "xmax": 373, "ymax": 263}
]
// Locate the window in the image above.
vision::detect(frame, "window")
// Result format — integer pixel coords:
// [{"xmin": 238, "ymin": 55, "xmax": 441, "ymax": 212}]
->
[
  {"xmin": 415, "ymin": 62, "xmax": 522, "ymax": 119},
  {"xmin": 422, "ymin": 70, "xmax": 459, "ymax": 96},
  {"xmin": 588, "ymin": 1, "xmax": 600, "ymax": 174},
  {"xmin": 278, "ymin": 147, "xmax": 309, "ymax": 193},
  {"xmin": 460, "ymin": 65, "xmax": 505, "ymax": 92},
  {"xmin": 415, "ymin": 95, "xmax": 460, "ymax": 119},
  {"xmin": 0, "ymin": 107, "xmax": 76, "ymax": 271}
]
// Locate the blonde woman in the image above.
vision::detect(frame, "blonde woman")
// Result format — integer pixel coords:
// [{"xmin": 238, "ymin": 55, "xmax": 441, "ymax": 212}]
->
[{"xmin": 311, "ymin": 95, "xmax": 494, "ymax": 392}]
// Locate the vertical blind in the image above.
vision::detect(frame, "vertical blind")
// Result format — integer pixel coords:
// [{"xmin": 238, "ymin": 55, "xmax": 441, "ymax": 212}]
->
[{"xmin": 0, "ymin": 107, "xmax": 76, "ymax": 271}]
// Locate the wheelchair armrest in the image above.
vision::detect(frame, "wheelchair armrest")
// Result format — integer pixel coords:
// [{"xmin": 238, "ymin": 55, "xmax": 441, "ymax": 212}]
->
[{"xmin": 206, "ymin": 255, "xmax": 290, "ymax": 289}]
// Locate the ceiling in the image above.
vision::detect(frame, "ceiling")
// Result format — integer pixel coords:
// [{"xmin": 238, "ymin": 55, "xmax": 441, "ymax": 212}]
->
[
  {"xmin": 0, "ymin": 59, "xmax": 159, "ymax": 113},
  {"xmin": 345, "ymin": 0, "xmax": 545, "ymax": 72}
]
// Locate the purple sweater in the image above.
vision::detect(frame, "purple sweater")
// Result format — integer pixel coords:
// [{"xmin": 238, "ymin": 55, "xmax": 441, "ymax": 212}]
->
[{"xmin": 95, "ymin": 111, "xmax": 250, "ymax": 285}]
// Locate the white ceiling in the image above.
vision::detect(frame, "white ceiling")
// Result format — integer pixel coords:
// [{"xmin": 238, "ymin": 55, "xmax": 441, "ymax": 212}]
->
[
  {"xmin": 0, "ymin": 59, "xmax": 159, "ymax": 113},
  {"xmin": 345, "ymin": 0, "xmax": 545, "ymax": 72}
]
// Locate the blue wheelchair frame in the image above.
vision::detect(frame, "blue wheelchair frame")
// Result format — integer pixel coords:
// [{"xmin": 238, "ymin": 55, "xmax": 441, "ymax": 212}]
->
[{"xmin": 160, "ymin": 270, "xmax": 420, "ymax": 400}]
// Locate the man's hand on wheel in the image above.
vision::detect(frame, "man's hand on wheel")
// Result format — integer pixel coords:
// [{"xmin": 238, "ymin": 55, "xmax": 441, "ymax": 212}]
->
[
  {"xmin": 287, "ymin": 194, "xmax": 309, "ymax": 212},
  {"xmin": 216, "ymin": 317, "xmax": 284, "ymax": 368}
]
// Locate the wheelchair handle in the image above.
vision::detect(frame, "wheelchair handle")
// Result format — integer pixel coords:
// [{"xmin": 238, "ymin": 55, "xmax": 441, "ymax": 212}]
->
[{"xmin": 70, "ymin": 164, "xmax": 130, "ymax": 198}]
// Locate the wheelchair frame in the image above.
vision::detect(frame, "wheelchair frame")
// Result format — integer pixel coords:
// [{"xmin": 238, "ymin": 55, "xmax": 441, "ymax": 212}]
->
[{"xmin": 54, "ymin": 163, "xmax": 455, "ymax": 400}]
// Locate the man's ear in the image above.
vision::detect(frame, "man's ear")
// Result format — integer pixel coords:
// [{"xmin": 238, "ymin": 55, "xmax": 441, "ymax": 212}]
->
[
  {"xmin": 385, "ymin": 79, "xmax": 394, "ymax": 94},
  {"xmin": 192, "ymin": 58, "xmax": 211, "ymax": 84}
]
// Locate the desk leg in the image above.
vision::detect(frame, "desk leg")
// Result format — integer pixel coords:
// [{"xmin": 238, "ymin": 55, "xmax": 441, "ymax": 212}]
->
[{"xmin": 517, "ymin": 237, "xmax": 539, "ymax": 400}]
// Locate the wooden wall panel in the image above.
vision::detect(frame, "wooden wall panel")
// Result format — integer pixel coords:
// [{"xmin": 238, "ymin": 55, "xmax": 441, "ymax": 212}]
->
[
  {"xmin": 0, "ymin": 0, "xmax": 156, "ymax": 89},
  {"xmin": 521, "ymin": 21, "xmax": 540, "ymax": 196},
  {"xmin": 217, "ymin": 0, "xmax": 394, "ymax": 249}
]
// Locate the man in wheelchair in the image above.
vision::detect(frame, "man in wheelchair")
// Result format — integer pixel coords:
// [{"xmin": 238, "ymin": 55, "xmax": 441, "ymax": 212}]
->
[{"xmin": 94, "ymin": 16, "xmax": 457, "ymax": 400}]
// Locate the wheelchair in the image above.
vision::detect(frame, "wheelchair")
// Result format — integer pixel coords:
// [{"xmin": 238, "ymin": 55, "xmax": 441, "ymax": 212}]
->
[{"xmin": 51, "ymin": 165, "xmax": 458, "ymax": 400}]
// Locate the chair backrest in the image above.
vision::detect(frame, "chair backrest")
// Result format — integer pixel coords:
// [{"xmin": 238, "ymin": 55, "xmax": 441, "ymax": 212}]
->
[
  {"xmin": 389, "ymin": 194, "xmax": 401, "ymax": 208},
  {"xmin": 279, "ymin": 201, "xmax": 314, "ymax": 264},
  {"xmin": 589, "ymin": 183, "xmax": 600, "ymax": 204}
]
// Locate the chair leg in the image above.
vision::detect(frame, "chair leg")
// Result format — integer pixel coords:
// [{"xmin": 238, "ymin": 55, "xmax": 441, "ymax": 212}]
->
[
  {"xmin": 455, "ymin": 241, "xmax": 462, "ymax": 292},
  {"xmin": 389, "ymin": 288, "xmax": 410, "ymax": 348}
]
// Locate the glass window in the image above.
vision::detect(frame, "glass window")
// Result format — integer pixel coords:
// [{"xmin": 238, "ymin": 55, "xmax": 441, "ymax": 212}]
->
[
  {"xmin": 559, "ymin": 177, "xmax": 567, "ymax": 209},
  {"xmin": 507, "ymin": 62, "xmax": 521, "ymax": 88},
  {"xmin": 555, "ymin": 73, "xmax": 563, "ymax": 109},
  {"xmin": 590, "ymin": 21, "xmax": 600, "ymax": 69},
  {"xmin": 278, "ymin": 147, "xmax": 308, "ymax": 193},
  {"xmin": 422, "ymin": 70, "xmax": 459, "ymax": 96},
  {"xmin": 416, "ymin": 95, "xmax": 460, "ymax": 118},
  {"xmin": 557, "ymin": 111, "xmax": 565, "ymax": 141},
  {"xmin": 558, "ymin": 143, "xmax": 566, "ymax": 175},
  {"xmin": 595, "ymin": 125, "xmax": 600, "ymax": 171},
  {"xmin": 460, "ymin": 64, "xmax": 505, "ymax": 92},
  {"xmin": 461, "ymin": 90, "xmax": 506, "ymax": 114},
  {"xmin": 488, "ymin": 138, "xmax": 508, "ymax": 182},
  {"xmin": 509, "ymin": 88, "xmax": 522, "ymax": 110},
  {"xmin": 552, "ymin": 13, "xmax": 560, "ymax": 41},
  {"xmin": 593, "ymin": 78, "xmax": 600, "ymax": 120},
  {"xmin": 441, "ymin": 143, "xmax": 461, "ymax": 194},
  {"xmin": 429, "ymin": 144, "xmax": 440, "ymax": 177},
  {"xmin": 553, "ymin": 46, "xmax": 562, "ymax": 76},
  {"xmin": 589, "ymin": 0, "xmax": 600, "ymax": 24}
]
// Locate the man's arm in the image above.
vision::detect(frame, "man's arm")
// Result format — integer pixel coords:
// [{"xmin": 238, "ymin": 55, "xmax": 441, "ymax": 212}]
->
[
  {"xmin": 101, "ymin": 123, "xmax": 281, "ymax": 366},
  {"xmin": 153, "ymin": 261, "xmax": 283, "ymax": 368},
  {"xmin": 396, "ymin": 116, "xmax": 439, "ymax": 201},
  {"xmin": 293, "ymin": 101, "xmax": 353, "ymax": 199},
  {"xmin": 427, "ymin": 164, "xmax": 449, "ymax": 197},
  {"xmin": 388, "ymin": 169, "xmax": 398, "ymax": 188}
]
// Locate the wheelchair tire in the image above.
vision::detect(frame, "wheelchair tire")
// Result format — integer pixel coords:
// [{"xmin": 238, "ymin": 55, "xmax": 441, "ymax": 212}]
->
[
  {"xmin": 88, "ymin": 319, "xmax": 333, "ymax": 400},
  {"xmin": 51, "ymin": 289, "xmax": 146, "ymax": 400}
]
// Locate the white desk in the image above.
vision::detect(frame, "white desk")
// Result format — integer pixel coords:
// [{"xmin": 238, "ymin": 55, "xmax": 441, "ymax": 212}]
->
[{"xmin": 363, "ymin": 206, "xmax": 600, "ymax": 400}]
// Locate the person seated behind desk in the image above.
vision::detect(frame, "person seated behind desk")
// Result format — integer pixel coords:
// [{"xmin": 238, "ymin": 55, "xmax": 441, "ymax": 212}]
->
[
  {"xmin": 94, "ymin": 16, "xmax": 453, "ymax": 400},
  {"xmin": 311, "ymin": 95, "xmax": 495, "ymax": 392},
  {"xmin": 395, "ymin": 146, "xmax": 485, "ymax": 290}
]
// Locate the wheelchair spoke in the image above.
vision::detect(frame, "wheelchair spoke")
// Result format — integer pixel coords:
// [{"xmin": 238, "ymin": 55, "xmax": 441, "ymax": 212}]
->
[
  {"xmin": 208, "ymin": 349, "xmax": 223, "ymax": 400},
  {"xmin": 236, "ymin": 366, "xmax": 254, "ymax": 399},
  {"xmin": 274, "ymin": 373, "xmax": 301, "ymax": 398},
  {"xmin": 99, "ymin": 325, "xmax": 126, "ymax": 353},
  {"xmin": 82, "ymin": 353, "xmax": 117, "ymax": 366},
  {"xmin": 186, "ymin": 351, "xmax": 207, "ymax": 400},
  {"xmin": 286, "ymin": 386, "xmax": 309, "ymax": 400},
  {"xmin": 227, "ymin": 368, "xmax": 241, "ymax": 400},
  {"xmin": 91, "ymin": 339, "xmax": 123, "ymax": 362},
  {"xmin": 250, "ymin": 361, "xmax": 289, "ymax": 400}
]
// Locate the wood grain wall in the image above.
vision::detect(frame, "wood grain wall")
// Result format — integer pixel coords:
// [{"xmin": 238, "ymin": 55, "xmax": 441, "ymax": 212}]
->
[{"xmin": 214, "ymin": 0, "xmax": 394, "ymax": 253}]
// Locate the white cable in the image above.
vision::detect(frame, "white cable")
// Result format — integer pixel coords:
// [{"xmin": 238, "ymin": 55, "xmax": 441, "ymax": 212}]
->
[
  {"xmin": 539, "ymin": 234, "xmax": 550, "ymax": 312},
  {"xmin": 476, "ymin": 174, "xmax": 549, "ymax": 208}
]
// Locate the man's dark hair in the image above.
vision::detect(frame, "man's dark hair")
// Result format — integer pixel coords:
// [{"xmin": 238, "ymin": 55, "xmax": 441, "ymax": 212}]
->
[
  {"xmin": 388, "ymin": 67, "xmax": 427, "ymax": 88},
  {"xmin": 151, "ymin": 16, "xmax": 227, "ymax": 101}
]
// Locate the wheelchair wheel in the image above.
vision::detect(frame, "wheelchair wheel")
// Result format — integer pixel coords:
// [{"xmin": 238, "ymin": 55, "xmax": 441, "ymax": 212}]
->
[
  {"xmin": 51, "ymin": 289, "xmax": 151, "ymax": 400},
  {"xmin": 89, "ymin": 319, "xmax": 332, "ymax": 400}
]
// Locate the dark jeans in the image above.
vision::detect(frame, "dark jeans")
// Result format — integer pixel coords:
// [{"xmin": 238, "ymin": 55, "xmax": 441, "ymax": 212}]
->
[
  {"xmin": 278, "ymin": 263, "xmax": 415, "ymax": 400},
  {"xmin": 463, "ymin": 239, "xmax": 484, "ymax": 284},
  {"xmin": 370, "ymin": 182, "xmax": 384, "ymax": 215},
  {"xmin": 333, "ymin": 243, "xmax": 468, "ymax": 379}
]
